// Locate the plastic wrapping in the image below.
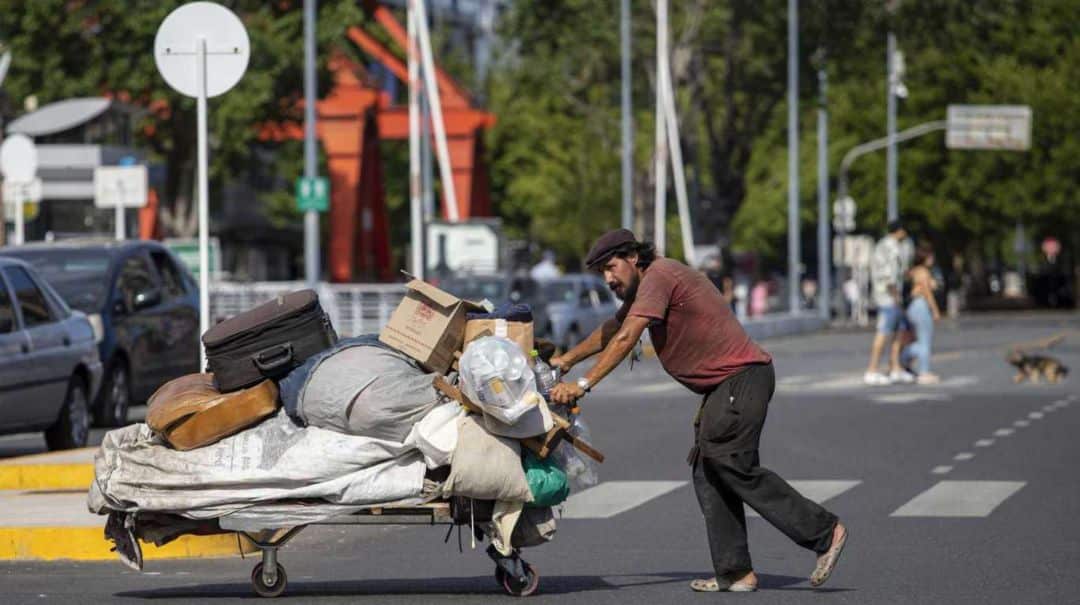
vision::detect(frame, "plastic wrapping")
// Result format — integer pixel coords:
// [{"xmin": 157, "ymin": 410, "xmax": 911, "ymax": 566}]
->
[
  {"xmin": 460, "ymin": 337, "xmax": 540, "ymax": 425},
  {"xmin": 549, "ymin": 416, "xmax": 600, "ymax": 492},
  {"xmin": 406, "ymin": 401, "xmax": 463, "ymax": 468}
]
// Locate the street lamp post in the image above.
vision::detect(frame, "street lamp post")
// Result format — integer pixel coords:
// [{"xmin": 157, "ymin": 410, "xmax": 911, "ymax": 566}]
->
[{"xmin": 787, "ymin": 0, "xmax": 801, "ymax": 314}]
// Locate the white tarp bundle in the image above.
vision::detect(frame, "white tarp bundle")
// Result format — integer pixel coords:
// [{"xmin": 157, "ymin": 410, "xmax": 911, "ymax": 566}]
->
[{"xmin": 88, "ymin": 411, "xmax": 426, "ymax": 520}]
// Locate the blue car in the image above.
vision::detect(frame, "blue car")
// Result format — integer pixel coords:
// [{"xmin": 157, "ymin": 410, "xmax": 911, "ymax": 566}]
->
[{"xmin": 1, "ymin": 240, "xmax": 200, "ymax": 427}]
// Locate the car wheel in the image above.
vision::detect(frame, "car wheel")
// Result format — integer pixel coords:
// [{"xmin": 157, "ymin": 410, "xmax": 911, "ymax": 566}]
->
[
  {"xmin": 45, "ymin": 378, "xmax": 91, "ymax": 451},
  {"xmin": 97, "ymin": 361, "xmax": 131, "ymax": 428}
]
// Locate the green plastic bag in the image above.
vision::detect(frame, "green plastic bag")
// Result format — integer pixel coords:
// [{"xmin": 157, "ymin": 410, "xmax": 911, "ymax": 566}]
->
[{"xmin": 523, "ymin": 450, "xmax": 570, "ymax": 507}]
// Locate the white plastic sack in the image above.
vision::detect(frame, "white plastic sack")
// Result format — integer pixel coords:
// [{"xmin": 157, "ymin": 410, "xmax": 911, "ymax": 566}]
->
[
  {"xmin": 87, "ymin": 411, "xmax": 426, "ymax": 519},
  {"xmin": 460, "ymin": 336, "xmax": 539, "ymax": 425},
  {"xmin": 406, "ymin": 401, "xmax": 463, "ymax": 468}
]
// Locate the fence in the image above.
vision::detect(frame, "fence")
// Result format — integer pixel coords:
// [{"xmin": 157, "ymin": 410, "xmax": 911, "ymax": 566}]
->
[{"xmin": 210, "ymin": 282, "xmax": 407, "ymax": 337}]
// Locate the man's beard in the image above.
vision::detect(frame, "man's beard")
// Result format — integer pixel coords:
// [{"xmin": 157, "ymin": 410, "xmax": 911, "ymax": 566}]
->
[{"xmin": 617, "ymin": 274, "xmax": 640, "ymax": 303}]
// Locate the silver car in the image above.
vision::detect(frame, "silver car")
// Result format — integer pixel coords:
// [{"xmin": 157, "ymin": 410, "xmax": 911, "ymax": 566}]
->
[
  {"xmin": 0, "ymin": 257, "xmax": 102, "ymax": 450},
  {"xmin": 540, "ymin": 274, "xmax": 621, "ymax": 351}
]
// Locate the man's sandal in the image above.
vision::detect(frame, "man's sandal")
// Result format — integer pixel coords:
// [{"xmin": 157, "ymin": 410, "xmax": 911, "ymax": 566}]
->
[
  {"xmin": 810, "ymin": 523, "xmax": 848, "ymax": 587},
  {"xmin": 690, "ymin": 576, "xmax": 758, "ymax": 592}
]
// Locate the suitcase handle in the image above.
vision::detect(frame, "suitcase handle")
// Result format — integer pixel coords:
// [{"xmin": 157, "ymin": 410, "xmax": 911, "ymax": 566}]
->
[{"xmin": 253, "ymin": 343, "xmax": 294, "ymax": 373}]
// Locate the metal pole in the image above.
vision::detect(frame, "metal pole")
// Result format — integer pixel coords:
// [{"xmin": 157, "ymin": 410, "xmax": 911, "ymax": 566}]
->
[
  {"xmin": 817, "ymin": 65, "xmax": 830, "ymax": 320},
  {"xmin": 620, "ymin": 0, "xmax": 633, "ymax": 232},
  {"xmin": 413, "ymin": 0, "xmax": 460, "ymax": 222},
  {"xmin": 653, "ymin": 0, "xmax": 668, "ymax": 255},
  {"xmin": 13, "ymin": 187, "xmax": 24, "ymax": 245},
  {"xmin": 304, "ymin": 0, "xmax": 319, "ymax": 286},
  {"xmin": 115, "ymin": 188, "xmax": 125, "ymax": 240},
  {"xmin": 408, "ymin": 7, "xmax": 424, "ymax": 279},
  {"xmin": 836, "ymin": 120, "xmax": 949, "ymax": 204},
  {"xmin": 660, "ymin": 46, "xmax": 695, "ymax": 267},
  {"xmin": 886, "ymin": 31, "xmax": 898, "ymax": 222},
  {"xmin": 196, "ymin": 37, "xmax": 210, "ymax": 370},
  {"xmin": 787, "ymin": 0, "xmax": 800, "ymax": 314}
]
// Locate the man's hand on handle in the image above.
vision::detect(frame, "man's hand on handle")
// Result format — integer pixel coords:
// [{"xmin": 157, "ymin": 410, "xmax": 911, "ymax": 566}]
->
[
  {"xmin": 550, "ymin": 381, "xmax": 586, "ymax": 405},
  {"xmin": 549, "ymin": 356, "xmax": 574, "ymax": 375}
]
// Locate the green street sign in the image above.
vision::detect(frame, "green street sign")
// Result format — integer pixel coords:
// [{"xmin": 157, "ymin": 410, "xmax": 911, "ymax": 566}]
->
[{"xmin": 296, "ymin": 176, "xmax": 329, "ymax": 212}]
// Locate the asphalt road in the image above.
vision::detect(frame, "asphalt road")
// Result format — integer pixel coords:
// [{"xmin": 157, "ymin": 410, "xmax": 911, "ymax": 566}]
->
[{"xmin": 3, "ymin": 311, "xmax": 1078, "ymax": 604}]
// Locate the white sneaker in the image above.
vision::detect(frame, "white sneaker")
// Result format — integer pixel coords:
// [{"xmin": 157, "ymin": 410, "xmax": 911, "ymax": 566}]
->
[
  {"xmin": 889, "ymin": 370, "xmax": 916, "ymax": 384},
  {"xmin": 864, "ymin": 372, "xmax": 890, "ymax": 386}
]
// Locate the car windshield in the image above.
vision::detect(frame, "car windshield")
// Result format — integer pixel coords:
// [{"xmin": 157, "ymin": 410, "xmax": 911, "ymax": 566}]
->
[
  {"xmin": 543, "ymin": 281, "xmax": 578, "ymax": 304},
  {"xmin": 4, "ymin": 250, "xmax": 111, "ymax": 313},
  {"xmin": 439, "ymin": 278, "xmax": 508, "ymax": 303}
]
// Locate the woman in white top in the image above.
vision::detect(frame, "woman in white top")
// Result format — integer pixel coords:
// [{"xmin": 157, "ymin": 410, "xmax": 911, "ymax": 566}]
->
[{"xmin": 903, "ymin": 242, "xmax": 942, "ymax": 384}]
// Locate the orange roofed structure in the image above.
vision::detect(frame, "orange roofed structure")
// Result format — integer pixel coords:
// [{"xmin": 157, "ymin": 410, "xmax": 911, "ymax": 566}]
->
[{"xmin": 262, "ymin": 3, "xmax": 495, "ymax": 282}]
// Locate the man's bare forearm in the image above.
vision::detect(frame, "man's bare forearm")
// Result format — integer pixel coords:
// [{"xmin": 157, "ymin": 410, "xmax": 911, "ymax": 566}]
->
[
  {"xmin": 561, "ymin": 318, "xmax": 622, "ymax": 367},
  {"xmin": 581, "ymin": 316, "xmax": 649, "ymax": 387}
]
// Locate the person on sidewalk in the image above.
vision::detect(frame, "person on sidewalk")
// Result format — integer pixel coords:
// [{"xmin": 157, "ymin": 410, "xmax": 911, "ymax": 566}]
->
[
  {"xmin": 548, "ymin": 229, "xmax": 848, "ymax": 592},
  {"xmin": 865, "ymin": 220, "xmax": 915, "ymax": 385},
  {"xmin": 901, "ymin": 242, "xmax": 942, "ymax": 384}
]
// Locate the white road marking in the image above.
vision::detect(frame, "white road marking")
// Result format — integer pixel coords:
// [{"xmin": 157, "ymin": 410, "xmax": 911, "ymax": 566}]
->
[
  {"xmin": 974, "ymin": 439, "xmax": 995, "ymax": 447},
  {"xmin": 561, "ymin": 481, "xmax": 687, "ymax": 519},
  {"xmin": 931, "ymin": 466, "xmax": 953, "ymax": 475},
  {"xmin": 891, "ymin": 481, "xmax": 1026, "ymax": 517},
  {"xmin": 746, "ymin": 480, "xmax": 861, "ymax": 518},
  {"xmin": 1029, "ymin": 412, "xmax": 1044, "ymax": 419},
  {"xmin": 1014, "ymin": 420, "xmax": 1030, "ymax": 428},
  {"xmin": 635, "ymin": 382, "xmax": 686, "ymax": 395},
  {"xmin": 1042, "ymin": 405, "xmax": 1058, "ymax": 413},
  {"xmin": 953, "ymin": 452, "xmax": 975, "ymax": 461},
  {"xmin": 993, "ymin": 429, "xmax": 1014, "ymax": 437},
  {"xmin": 937, "ymin": 376, "xmax": 980, "ymax": 388},
  {"xmin": 870, "ymin": 393, "xmax": 951, "ymax": 404}
]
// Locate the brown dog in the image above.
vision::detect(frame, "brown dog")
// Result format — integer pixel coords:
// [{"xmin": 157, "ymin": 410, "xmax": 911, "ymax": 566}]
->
[{"xmin": 1007, "ymin": 349, "xmax": 1069, "ymax": 384}]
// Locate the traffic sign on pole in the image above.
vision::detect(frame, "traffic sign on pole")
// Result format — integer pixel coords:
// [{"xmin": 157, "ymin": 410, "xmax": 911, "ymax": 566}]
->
[
  {"xmin": 1, "ymin": 134, "xmax": 40, "ymax": 245},
  {"xmin": 947, "ymin": 105, "xmax": 1032, "ymax": 151},
  {"xmin": 155, "ymin": 1, "xmax": 249, "ymax": 371},
  {"xmin": 295, "ymin": 176, "xmax": 329, "ymax": 212}
]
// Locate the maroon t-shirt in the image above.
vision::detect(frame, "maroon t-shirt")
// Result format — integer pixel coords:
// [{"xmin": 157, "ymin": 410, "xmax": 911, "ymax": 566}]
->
[{"xmin": 617, "ymin": 257, "xmax": 771, "ymax": 394}]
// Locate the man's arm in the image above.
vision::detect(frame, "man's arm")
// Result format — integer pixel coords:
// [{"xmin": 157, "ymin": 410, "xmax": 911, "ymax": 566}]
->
[
  {"xmin": 549, "ymin": 315, "xmax": 650, "ymax": 405},
  {"xmin": 550, "ymin": 318, "xmax": 622, "ymax": 373}
]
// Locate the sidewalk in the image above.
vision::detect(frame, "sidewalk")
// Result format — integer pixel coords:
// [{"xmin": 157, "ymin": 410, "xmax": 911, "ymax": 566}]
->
[{"xmin": 0, "ymin": 447, "xmax": 254, "ymax": 562}]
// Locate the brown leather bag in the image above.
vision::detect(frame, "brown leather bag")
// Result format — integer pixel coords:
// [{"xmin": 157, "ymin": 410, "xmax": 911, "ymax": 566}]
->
[{"xmin": 146, "ymin": 373, "xmax": 279, "ymax": 451}]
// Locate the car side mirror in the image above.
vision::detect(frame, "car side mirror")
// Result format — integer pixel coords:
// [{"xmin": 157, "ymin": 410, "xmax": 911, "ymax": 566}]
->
[{"xmin": 133, "ymin": 288, "xmax": 163, "ymax": 311}]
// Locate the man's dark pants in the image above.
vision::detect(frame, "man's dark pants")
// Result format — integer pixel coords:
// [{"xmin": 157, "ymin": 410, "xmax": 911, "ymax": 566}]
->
[{"xmin": 689, "ymin": 362, "xmax": 838, "ymax": 576}]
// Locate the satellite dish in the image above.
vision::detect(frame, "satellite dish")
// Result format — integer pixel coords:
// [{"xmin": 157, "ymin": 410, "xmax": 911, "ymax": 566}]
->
[
  {"xmin": 154, "ymin": 2, "xmax": 250, "ymax": 99},
  {"xmin": 0, "ymin": 134, "xmax": 37, "ymax": 182}
]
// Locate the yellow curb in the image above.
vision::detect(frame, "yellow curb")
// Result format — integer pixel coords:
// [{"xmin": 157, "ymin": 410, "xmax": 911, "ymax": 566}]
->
[
  {"xmin": 0, "ymin": 463, "xmax": 95, "ymax": 491},
  {"xmin": 0, "ymin": 527, "xmax": 256, "ymax": 561}
]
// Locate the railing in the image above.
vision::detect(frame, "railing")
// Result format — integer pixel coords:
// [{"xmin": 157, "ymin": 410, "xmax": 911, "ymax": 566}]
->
[{"xmin": 210, "ymin": 282, "xmax": 407, "ymax": 337}]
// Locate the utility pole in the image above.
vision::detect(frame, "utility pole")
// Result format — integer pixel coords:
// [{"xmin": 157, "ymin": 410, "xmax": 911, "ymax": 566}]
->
[
  {"xmin": 886, "ymin": 30, "xmax": 898, "ymax": 223},
  {"xmin": 653, "ymin": 0, "xmax": 668, "ymax": 255},
  {"xmin": 787, "ymin": 0, "xmax": 801, "ymax": 314},
  {"xmin": 620, "ymin": 0, "xmax": 633, "ymax": 231},
  {"xmin": 815, "ymin": 52, "xmax": 830, "ymax": 321},
  {"xmin": 303, "ymin": 0, "xmax": 319, "ymax": 286}
]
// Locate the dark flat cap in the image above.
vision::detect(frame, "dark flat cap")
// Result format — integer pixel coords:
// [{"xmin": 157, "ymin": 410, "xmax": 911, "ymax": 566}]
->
[{"xmin": 585, "ymin": 229, "xmax": 638, "ymax": 268}]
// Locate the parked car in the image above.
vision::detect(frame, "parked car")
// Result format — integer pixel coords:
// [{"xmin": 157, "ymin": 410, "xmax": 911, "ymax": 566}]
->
[
  {"xmin": 0, "ymin": 257, "xmax": 102, "ymax": 450},
  {"xmin": 0, "ymin": 240, "xmax": 200, "ymax": 427},
  {"xmin": 540, "ymin": 274, "xmax": 620, "ymax": 351},
  {"xmin": 437, "ymin": 274, "xmax": 552, "ymax": 341}
]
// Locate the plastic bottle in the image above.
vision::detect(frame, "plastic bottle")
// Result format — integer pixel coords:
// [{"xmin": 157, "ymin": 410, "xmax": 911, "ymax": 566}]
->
[{"xmin": 531, "ymin": 350, "xmax": 558, "ymax": 399}]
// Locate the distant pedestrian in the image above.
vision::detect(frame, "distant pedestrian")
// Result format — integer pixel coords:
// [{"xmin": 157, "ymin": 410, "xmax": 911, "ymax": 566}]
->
[
  {"xmin": 529, "ymin": 250, "xmax": 562, "ymax": 281},
  {"xmin": 902, "ymin": 242, "xmax": 942, "ymax": 384},
  {"xmin": 865, "ymin": 221, "xmax": 915, "ymax": 385},
  {"xmin": 549, "ymin": 229, "xmax": 848, "ymax": 593}
]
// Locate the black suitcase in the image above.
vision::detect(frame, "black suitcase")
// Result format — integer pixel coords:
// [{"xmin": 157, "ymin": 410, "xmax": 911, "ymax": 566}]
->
[{"xmin": 203, "ymin": 289, "xmax": 337, "ymax": 392}]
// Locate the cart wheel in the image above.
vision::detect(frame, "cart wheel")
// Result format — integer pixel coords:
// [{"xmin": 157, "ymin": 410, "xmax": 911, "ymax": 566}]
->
[
  {"xmin": 501, "ymin": 562, "xmax": 539, "ymax": 597},
  {"xmin": 251, "ymin": 562, "xmax": 288, "ymax": 598}
]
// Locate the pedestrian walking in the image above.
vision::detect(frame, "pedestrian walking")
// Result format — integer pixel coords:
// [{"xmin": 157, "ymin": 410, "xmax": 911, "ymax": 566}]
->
[
  {"xmin": 548, "ymin": 229, "xmax": 848, "ymax": 592},
  {"xmin": 865, "ymin": 220, "xmax": 915, "ymax": 385},
  {"xmin": 902, "ymin": 242, "xmax": 942, "ymax": 384}
]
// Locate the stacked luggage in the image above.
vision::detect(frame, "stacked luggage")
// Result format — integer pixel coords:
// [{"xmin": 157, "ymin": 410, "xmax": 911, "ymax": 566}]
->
[{"xmin": 90, "ymin": 282, "xmax": 602, "ymax": 597}]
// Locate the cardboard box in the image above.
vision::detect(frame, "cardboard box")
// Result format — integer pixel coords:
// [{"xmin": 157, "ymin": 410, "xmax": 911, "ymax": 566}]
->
[
  {"xmin": 379, "ymin": 280, "xmax": 485, "ymax": 374},
  {"xmin": 464, "ymin": 318, "xmax": 535, "ymax": 357}
]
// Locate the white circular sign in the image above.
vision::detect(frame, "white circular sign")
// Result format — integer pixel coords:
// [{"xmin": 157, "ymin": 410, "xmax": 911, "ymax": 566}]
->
[
  {"xmin": 154, "ymin": 2, "xmax": 250, "ymax": 99},
  {"xmin": 0, "ymin": 134, "xmax": 38, "ymax": 182}
]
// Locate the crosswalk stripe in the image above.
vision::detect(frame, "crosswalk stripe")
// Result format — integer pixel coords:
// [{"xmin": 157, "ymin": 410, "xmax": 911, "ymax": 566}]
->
[
  {"xmin": 561, "ymin": 481, "xmax": 687, "ymax": 519},
  {"xmin": 746, "ymin": 480, "xmax": 861, "ymax": 518},
  {"xmin": 890, "ymin": 481, "xmax": 1025, "ymax": 517}
]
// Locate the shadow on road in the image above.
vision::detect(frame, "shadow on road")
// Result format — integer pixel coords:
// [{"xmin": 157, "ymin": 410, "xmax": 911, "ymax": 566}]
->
[{"xmin": 113, "ymin": 571, "xmax": 850, "ymax": 599}]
